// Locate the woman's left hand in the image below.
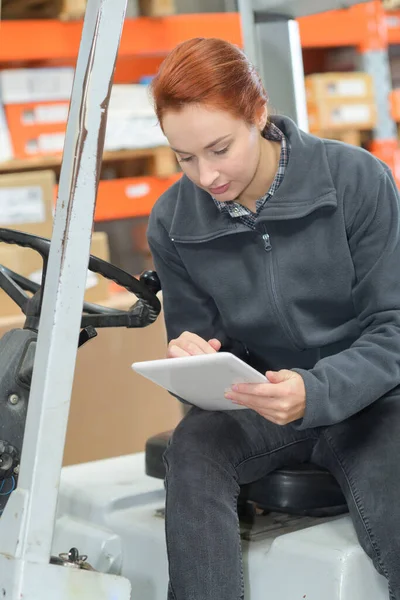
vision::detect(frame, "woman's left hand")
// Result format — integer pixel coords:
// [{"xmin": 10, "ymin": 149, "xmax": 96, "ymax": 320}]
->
[{"xmin": 225, "ymin": 369, "xmax": 306, "ymax": 426}]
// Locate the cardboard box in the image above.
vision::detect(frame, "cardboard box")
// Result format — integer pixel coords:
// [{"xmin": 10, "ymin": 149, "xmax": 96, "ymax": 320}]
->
[
  {"xmin": 0, "ymin": 170, "xmax": 56, "ymax": 317},
  {"xmin": 59, "ymin": 0, "xmax": 87, "ymax": 19},
  {"xmin": 0, "ymin": 102, "xmax": 13, "ymax": 163},
  {"xmin": 306, "ymin": 72, "xmax": 374, "ymax": 102},
  {"xmin": 308, "ymin": 98, "xmax": 377, "ymax": 132},
  {"xmin": 27, "ymin": 231, "xmax": 112, "ymax": 307},
  {"xmin": 0, "ymin": 170, "xmax": 55, "ymax": 237},
  {"xmin": 0, "ymin": 293, "xmax": 182, "ymax": 465},
  {"xmin": 65, "ymin": 292, "xmax": 182, "ymax": 465},
  {"xmin": 0, "ymin": 68, "xmax": 74, "ymax": 105},
  {"xmin": 0, "ymin": 244, "xmax": 43, "ymax": 317},
  {"xmin": 4, "ymin": 101, "xmax": 68, "ymax": 159},
  {"xmin": 384, "ymin": 0, "xmax": 400, "ymax": 10},
  {"xmin": 85, "ymin": 231, "xmax": 111, "ymax": 303},
  {"xmin": 0, "ymin": 232, "xmax": 111, "ymax": 317},
  {"xmin": 3, "ymin": 85, "xmax": 167, "ymax": 158},
  {"xmin": 105, "ymin": 85, "xmax": 167, "ymax": 152},
  {"xmin": 313, "ymin": 129, "xmax": 362, "ymax": 147},
  {"xmin": 109, "ymin": 84, "xmax": 155, "ymax": 117}
]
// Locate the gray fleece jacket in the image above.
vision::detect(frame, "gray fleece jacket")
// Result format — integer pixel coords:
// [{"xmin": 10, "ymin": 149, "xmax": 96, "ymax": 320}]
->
[{"xmin": 147, "ymin": 115, "xmax": 400, "ymax": 430}]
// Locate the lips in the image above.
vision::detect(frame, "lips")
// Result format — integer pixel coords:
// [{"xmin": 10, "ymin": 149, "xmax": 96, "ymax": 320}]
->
[{"xmin": 209, "ymin": 182, "xmax": 230, "ymax": 195}]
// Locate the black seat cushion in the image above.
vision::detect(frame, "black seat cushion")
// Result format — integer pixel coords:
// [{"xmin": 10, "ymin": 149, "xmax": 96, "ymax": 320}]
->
[{"xmin": 145, "ymin": 431, "xmax": 348, "ymax": 518}]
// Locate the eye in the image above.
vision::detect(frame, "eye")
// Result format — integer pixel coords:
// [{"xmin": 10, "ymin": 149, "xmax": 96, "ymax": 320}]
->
[
  {"xmin": 214, "ymin": 146, "xmax": 229, "ymax": 156},
  {"xmin": 178, "ymin": 156, "xmax": 193, "ymax": 163}
]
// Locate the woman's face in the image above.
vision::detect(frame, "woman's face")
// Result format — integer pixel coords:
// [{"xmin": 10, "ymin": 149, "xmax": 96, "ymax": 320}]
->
[{"xmin": 162, "ymin": 103, "xmax": 264, "ymax": 202}]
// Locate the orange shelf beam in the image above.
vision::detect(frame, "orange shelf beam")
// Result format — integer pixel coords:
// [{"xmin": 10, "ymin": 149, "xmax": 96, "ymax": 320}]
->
[
  {"xmin": 54, "ymin": 173, "xmax": 182, "ymax": 221},
  {"xmin": 1, "ymin": 3, "xmax": 398, "ymax": 66},
  {"xmin": 0, "ymin": 15, "xmax": 242, "ymax": 64},
  {"xmin": 298, "ymin": 1, "xmax": 387, "ymax": 51}
]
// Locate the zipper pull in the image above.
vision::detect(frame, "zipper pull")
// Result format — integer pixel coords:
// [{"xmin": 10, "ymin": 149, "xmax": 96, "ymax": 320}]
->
[{"xmin": 262, "ymin": 232, "xmax": 272, "ymax": 251}]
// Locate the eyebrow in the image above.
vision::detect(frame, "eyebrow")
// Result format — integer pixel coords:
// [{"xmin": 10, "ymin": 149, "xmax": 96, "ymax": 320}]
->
[{"xmin": 171, "ymin": 135, "xmax": 231, "ymax": 155}]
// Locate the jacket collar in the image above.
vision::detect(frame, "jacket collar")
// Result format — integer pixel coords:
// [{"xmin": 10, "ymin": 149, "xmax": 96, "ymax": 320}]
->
[{"xmin": 169, "ymin": 115, "xmax": 337, "ymax": 241}]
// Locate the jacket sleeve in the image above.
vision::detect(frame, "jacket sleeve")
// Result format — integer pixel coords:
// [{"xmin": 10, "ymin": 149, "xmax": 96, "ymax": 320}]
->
[
  {"xmin": 147, "ymin": 233, "xmax": 227, "ymax": 346},
  {"xmin": 292, "ymin": 167, "xmax": 400, "ymax": 429},
  {"xmin": 147, "ymin": 220, "xmax": 247, "ymax": 403}
]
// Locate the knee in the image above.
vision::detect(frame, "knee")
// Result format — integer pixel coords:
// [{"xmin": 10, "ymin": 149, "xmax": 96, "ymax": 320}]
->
[{"xmin": 163, "ymin": 408, "xmax": 237, "ymax": 472}]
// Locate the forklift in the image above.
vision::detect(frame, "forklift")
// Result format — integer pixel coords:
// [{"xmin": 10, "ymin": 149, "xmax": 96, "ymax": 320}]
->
[{"xmin": 0, "ymin": 0, "xmax": 391, "ymax": 598}]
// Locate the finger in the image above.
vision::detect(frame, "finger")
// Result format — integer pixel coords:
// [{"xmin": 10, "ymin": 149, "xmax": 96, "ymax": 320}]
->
[
  {"xmin": 266, "ymin": 369, "xmax": 293, "ymax": 383},
  {"xmin": 225, "ymin": 390, "xmax": 290, "ymax": 413},
  {"xmin": 180, "ymin": 332, "xmax": 219, "ymax": 355},
  {"xmin": 230, "ymin": 399, "xmax": 295, "ymax": 426},
  {"xmin": 180, "ymin": 341, "xmax": 213, "ymax": 356},
  {"xmin": 232, "ymin": 400, "xmax": 292, "ymax": 426},
  {"xmin": 230, "ymin": 381, "xmax": 287, "ymax": 399},
  {"xmin": 208, "ymin": 338, "xmax": 222, "ymax": 352},
  {"xmin": 225, "ymin": 390, "xmax": 269, "ymax": 410},
  {"xmin": 167, "ymin": 345, "xmax": 191, "ymax": 358}
]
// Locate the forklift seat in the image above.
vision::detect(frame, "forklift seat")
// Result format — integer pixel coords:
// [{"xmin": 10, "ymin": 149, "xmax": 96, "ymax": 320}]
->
[{"xmin": 145, "ymin": 431, "xmax": 348, "ymax": 518}]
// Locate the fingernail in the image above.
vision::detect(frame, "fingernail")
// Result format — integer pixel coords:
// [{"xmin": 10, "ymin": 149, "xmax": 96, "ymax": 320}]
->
[
  {"xmin": 224, "ymin": 392, "xmax": 232, "ymax": 399},
  {"xmin": 232, "ymin": 385, "xmax": 238, "ymax": 391}
]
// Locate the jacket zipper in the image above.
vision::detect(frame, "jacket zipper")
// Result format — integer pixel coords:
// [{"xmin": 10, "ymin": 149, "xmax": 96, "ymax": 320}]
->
[
  {"xmin": 268, "ymin": 249, "xmax": 302, "ymax": 351},
  {"xmin": 258, "ymin": 227, "xmax": 302, "ymax": 351}
]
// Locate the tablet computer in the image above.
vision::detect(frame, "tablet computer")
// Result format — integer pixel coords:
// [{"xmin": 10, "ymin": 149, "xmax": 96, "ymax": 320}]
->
[{"xmin": 132, "ymin": 352, "xmax": 268, "ymax": 411}]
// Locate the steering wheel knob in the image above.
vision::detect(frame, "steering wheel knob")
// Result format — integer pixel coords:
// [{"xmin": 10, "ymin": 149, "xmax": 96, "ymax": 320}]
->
[{"xmin": 140, "ymin": 271, "xmax": 161, "ymax": 295}]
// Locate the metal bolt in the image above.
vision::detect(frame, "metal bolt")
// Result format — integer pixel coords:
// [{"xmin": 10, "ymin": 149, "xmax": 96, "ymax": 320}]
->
[
  {"xmin": 13, "ymin": 465, "xmax": 19, "ymax": 475},
  {"xmin": 8, "ymin": 394, "xmax": 19, "ymax": 406}
]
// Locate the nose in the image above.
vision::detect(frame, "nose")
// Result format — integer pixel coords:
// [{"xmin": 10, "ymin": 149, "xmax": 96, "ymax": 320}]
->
[{"xmin": 198, "ymin": 159, "xmax": 219, "ymax": 189}]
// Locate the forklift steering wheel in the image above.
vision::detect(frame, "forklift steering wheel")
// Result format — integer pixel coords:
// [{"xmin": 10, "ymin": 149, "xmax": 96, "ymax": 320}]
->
[{"xmin": 0, "ymin": 228, "xmax": 161, "ymax": 331}]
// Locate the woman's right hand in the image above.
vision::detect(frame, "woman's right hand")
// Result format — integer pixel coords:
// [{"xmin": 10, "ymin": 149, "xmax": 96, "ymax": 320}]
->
[{"xmin": 167, "ymin": 331, "xmax": 221, "ymax": 358}]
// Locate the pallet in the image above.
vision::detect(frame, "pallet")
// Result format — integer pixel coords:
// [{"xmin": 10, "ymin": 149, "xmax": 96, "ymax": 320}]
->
[{"xmin": 0, "ymin": 146, "xmax": 177, "ymax": 177}]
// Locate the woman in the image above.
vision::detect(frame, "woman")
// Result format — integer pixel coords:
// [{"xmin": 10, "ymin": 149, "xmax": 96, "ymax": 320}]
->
[{"xmin": 147, "ymin": 37, "xmax": 400, "ymax": 600}]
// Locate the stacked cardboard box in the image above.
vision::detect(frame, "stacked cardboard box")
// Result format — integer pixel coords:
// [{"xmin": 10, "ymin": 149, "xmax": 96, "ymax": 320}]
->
[
  {"xmin": 105, "ymin": 84, "xmax": 168, "ymax": 151},
  {"xmin": 0, "ymin": 170, "xmax": 112, "ymax": 316},
  {"xmin": 0, "ymin": 68, "xmax": 74, "ymax": 160},
  {"xmin": 0, "ymin": 102, "xmax": 14, "ymax": 163},
  {"xmin": 306, "ymin": 72, "xmax": 377, "ymax": 140},
  {"xmin": 0, "ymin": 170, "xmax": 55, "ymax": 316},
  {"xmin": 0, "ymin": 71, "xmax": 167, "ymax": 160},
  {"xmin": 0, "ymin": 292, "xmax": 182, "ymax": 465}
]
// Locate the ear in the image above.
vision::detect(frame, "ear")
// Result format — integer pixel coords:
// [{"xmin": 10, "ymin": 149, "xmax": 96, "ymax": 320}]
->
[{"xmin": 257, "ymin": 105, "xmax": 268, "ymax": 132}]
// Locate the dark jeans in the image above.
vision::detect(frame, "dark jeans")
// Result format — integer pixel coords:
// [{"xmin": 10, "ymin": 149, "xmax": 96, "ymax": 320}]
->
[{"xmin": 164, "ymin": 395, "xmax": 400, "ymax": 600}]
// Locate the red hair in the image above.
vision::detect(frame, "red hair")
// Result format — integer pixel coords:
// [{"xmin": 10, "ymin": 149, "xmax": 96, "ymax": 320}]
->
[{"xmin": 150, "ymin": 37, "xmax": 268, "ymax": 127}]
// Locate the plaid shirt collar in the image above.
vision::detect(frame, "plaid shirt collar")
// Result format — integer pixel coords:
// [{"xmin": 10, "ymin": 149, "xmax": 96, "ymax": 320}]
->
[{"xmin": 213, "ymin": 121, "xmax": 289, "ymax": 217}]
